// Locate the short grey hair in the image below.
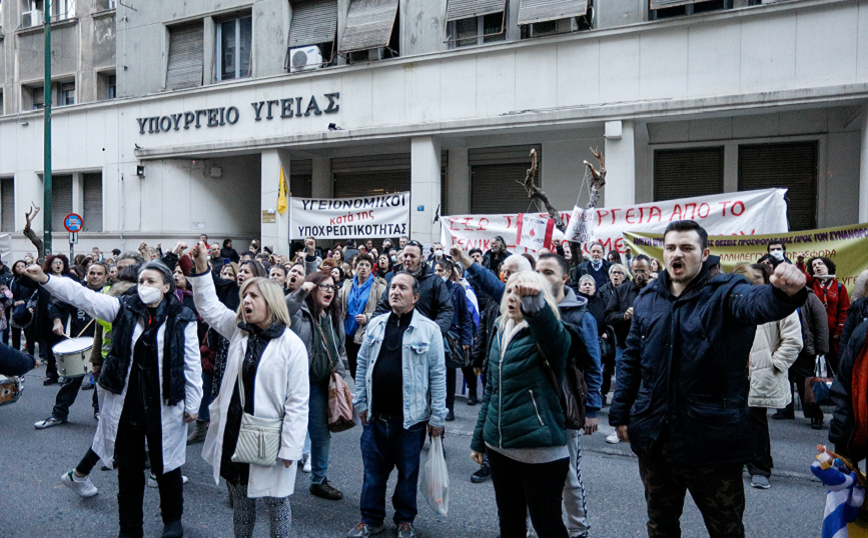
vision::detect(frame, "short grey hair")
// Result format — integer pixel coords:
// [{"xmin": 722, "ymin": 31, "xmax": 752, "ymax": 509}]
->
[
  {"xmin": 579, "ymin": 275, "xmax": 596, "ymax": 288},
  {"xmin": 120, "ymin": 251, "xmax": 145, "ymax": 264},
  {"xmin": 503, "ymin": 254, "xmax": 532, "ymax": 273},
  {"xmin": 138, "ymin": 261, "xmax": 175, "ymax": 294}
]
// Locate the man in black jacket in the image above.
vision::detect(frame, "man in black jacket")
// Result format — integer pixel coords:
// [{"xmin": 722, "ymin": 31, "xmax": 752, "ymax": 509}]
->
[
  {"xmin": 481, "ymin": 236, "xmax": 511, "ymax": 276},
  {"xmin": 573, "ymin": 242, "xmax": 611, "ymax": 293},
  {"xmin": 609, "ymin": 220, "xmax": 807, "ymax": 538},
  {"xmin": 374, "ymin": 240, "xmax": 453, "ymax": 336}
]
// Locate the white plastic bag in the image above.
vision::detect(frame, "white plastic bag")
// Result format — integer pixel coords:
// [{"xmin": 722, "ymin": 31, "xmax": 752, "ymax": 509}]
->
[{"xmin": 419, "ymin": 436, "xmax": 449, "ymax": 516}]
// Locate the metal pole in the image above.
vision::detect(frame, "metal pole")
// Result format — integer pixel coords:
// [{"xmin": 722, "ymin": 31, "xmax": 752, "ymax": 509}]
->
[{"xmin": 42, "ymin": 1, "xmax": 53, "ymax": 256}]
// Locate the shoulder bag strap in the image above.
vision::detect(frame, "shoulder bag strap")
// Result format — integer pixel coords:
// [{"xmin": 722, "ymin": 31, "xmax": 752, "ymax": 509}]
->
[
  {"xmin": 535, "ymin": 342, "xmax": 563, "ymax": 400},
  {"xmin": 315, "ymin": 322, "xmax": 337, "ymax": 373},
  {"xmin": 236, "ymin": 350, "xmax": 246, "ymax": 409}
]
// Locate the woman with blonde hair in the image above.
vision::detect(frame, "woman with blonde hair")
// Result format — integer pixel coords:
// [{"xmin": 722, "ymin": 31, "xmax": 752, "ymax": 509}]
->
[
  {"xmin": 190, "ymin": 243, "xmax": 309, "ymax": 538},
  {"xmin": 220, "ymin": 262, "xmax": 239, "ymax": 282},
  {"xmin": 471, "ymin": 271, "xmax": 573, "ymax": 538}
]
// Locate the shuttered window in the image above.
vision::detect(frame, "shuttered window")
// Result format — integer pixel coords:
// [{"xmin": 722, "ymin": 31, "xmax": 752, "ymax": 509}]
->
[
  {"xmin": 83, "ymin": 173, "xmax": 103, "ymax": 232},
  {"xmin": 290, "ymin": 160, "xmax": 313, "ymax": 199},
  {"xmin": 651, "ymin": 0, "xmax": 719, "ymax": 10},
  {"xmin": 289, "ymin": 0, "xmax": 338, "ymax": 48},
  {"xmin": 339, "ymin": 0, "xmax": 399, "ymax": 53},
  {"xmin": 1, "ymin": 178, "xmax": 14, "ymax": 233},
  {"xmin": 332, "ymin": 153, "xmax": 410, "ymax": 198},
  {"xmin": 470, "ymin": 145, "xmax": 541, "ymax": 214},
  {"xmin": 440, "ymin": 150, "xmax": 449, "ymax": 216},
  {"xmin": 738, "ymin": 142, "xmax": 817, "ymax": 232},
  {"xmin": 51, "ymin": 175, "xmax": 73, "ymax": 233},
  {"xmin": 518, "ymin": 0, "xmax": 587, "ymax": 25},
  {"xmin": 653, "ymin": 147, "xmax": 724, "ymax": 202},
  {"xmin": 166, "ymin": 22, "xmax": 204, "ymax": 90},
  {"xmin": 447, "ymin": 0, "xmax": 507, "ymax": 21}
]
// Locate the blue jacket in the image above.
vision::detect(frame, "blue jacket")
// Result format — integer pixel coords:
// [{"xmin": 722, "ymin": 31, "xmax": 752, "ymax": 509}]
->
[
  {"xmin": 445, "ymin": 280, "xmax": 474, "ymax": 347},
  {"xmin": 465, "ymin": 262, "xmax": 603, "ymax": 417},
  {"xmin": 353, "ymin": 309, "xmax": 447, "ymax": 429},
  {"xmin": 609, "ymin": 256, "xmax": 807, "ymax": 466}
]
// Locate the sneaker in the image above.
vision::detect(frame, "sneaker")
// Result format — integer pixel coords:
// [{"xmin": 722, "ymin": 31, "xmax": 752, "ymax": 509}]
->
[
  {"xmin": 445, "ymin": 410, "xmax": 455, "ymax": 422},
  {"xmin": 94, "ymin": 410, "xmax": 100, "ymax": 420},
  {"xmin": 397, "ymin": 522, "xmax": 417, "ymax": 538},
  {"xmin": 148, "ymin": 473, "xmax": 189, "ymax": 488},
  {"xmin": 471, "ymin": 462, "xmax": 491, "ymax": 483},
  {"xmin": 61, "ymin": 470, "xmax": 98, "ymax": 497},
  {"xmin": 310, "ymin": 479, "xmax": 343, "ymax": 500},
  {"xmin": 750, "ymin": 475, "xmax": 770, "ymax": 489},
  {"xmin": 606, "ymin": 432, "xmax": 620, "ymax": 444},
  {"xmin": 81, "ymin": 382, "xmax": 95, "ymax": 391},
  {"xmin": 302, "ymin": 454, "xmax": 312, "ymax": 473},
  {"xmin": 347, "ymin": 522, "xmax": 385, "ymax": 538},
  {"xmin": 771, "ymin": 411, "xmax": 794, "ymax": 420},
  {"xmin": 811, "ymin": 418, "xmax": 824, "ymax": 430},
  {"xmin": 467, "ymin": 395, "xmax": 478, "ymax": 406},
  {"xmin": 34, "ymin": 416, "xmax": 66, "ymax": 429},
  {"xmin": 43, "ymin": 377, "xmax": 58, "ymax": 386}
]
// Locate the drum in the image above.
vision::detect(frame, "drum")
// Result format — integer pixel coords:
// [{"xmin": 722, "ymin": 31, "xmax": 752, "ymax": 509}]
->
[
  {"xmin": 0, "ymin": 375, "xmax": 22, "ymax": 406},
  {"xmin": 53, "ymin": 337, "xmax": 93, "ymax": 378}
]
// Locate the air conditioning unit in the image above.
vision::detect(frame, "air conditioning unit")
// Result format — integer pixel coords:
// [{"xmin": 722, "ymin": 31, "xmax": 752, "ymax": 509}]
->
[
  {"xmin": 22, "ymin": 10, "xmax": 44, "ymax": 28},
  {"xmin": 289, "ymin": 46, "xmax": 323, "ymax": 73}
]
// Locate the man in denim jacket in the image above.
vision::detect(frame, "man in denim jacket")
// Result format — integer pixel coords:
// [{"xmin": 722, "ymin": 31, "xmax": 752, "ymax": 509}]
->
[{"xmin": 350, "ymin": 272, "xmax": 447, "ymax": 538}]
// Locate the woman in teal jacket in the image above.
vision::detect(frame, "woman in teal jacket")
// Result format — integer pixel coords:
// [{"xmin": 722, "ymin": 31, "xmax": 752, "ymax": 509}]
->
[{"xmin": 470, "ymin": 271, "xmax": 572, "ymax": 538}]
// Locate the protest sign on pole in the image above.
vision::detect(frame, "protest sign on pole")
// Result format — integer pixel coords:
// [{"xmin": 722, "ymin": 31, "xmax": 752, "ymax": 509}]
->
[
  {"xmin": 441, "ymin": 188, "xmax": 788, "ymax": 255},
  {"xmin": 622, "ymin": 223, "xmax": 868, "ymax": 291},
  {"xmin": 289, "ymin": 192, "xmax": 410, "ymax": 240},
  {"xmin": 516, "ymin": 214, "xmax": 555, "ymax": 252},
  {"xmin": 567, "ymin": 207, "xmax": 596, "ymax": 243}
]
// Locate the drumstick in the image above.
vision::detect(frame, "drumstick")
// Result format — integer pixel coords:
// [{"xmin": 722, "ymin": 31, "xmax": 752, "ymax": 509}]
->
[{"xmin": 74, "ymin": 319, "xmax": 96, "ymax": 339}]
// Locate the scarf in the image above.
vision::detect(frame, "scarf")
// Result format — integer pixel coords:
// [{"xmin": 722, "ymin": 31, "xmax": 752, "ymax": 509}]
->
[
  {"xmin": 345, "ymin": 275, "xmax": 374, "ymax": 338},
  {"xmin": 851, "ymin": 323, "xmax": 868, "ymax": 452}
]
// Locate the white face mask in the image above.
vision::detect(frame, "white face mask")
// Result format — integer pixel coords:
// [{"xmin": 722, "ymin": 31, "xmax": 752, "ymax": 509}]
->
[
  {"xmin": 770, "ymin": 251, "xmax": 784, "ymax": 261},
  {"xmin": 434, "ymin": 249, "xmax": 443, "ymax": 257},
  {"xmin": 138, "ymin": 285, "xmax": 163, "ymax": 305}
]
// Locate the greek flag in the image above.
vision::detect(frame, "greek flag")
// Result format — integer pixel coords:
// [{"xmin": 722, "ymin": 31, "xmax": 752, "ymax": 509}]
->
[{"xmin": 810, "ymin": 452, "xmax": 865, "ymax": 538}]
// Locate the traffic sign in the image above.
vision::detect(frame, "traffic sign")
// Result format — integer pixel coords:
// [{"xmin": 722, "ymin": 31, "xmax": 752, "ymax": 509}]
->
[{"xmin": 64, "ymin": 213, "xmax": 83, "ymax": 233}]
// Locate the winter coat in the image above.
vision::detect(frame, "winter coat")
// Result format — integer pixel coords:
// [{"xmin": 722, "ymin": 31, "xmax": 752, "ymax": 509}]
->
[
  {"xmin": 90, "ymin": 281, "xmax": 136, "ymax": 368},
  {"xmin": 471, "ymin": 297, "xmax": 571, "ymax": 453},
  {"xmin": 465, "ymin": 262, "xmax": 603, "ymax": 416},
  {"xmin": 445, "ymin": 279, "xmax": 474, "ymax": 347},
  {"xmin": 42, "ymin": 275, "xmax": 202, "ymax": 473},
  {"xmin": 841, "ymin": 298, "xmax": 868, "ymax": 350},
  {"xmin": 605, "ymin": 280, "xmax": 644, "ymax": 349},
  {"xmin": 572, "ymin": 260, "xmax": 612, "ymax": 292},
  {"xmin": 192, "ymin": 274, "xmax": 309, "ymax": 498},
  {"xmin": 830, "ymin": 320, "xmax": 868, "ymax": 462},
  {"xmin": 609, "ymin": 256, "xmax": 807, "ymax": 466},
  {"xmin": 221, "ymin": 247, "xmax": 240, "ymax": 264},
  {"xmin": 471, "ymin": 298, "xmax": 500, "ymax": 371},
  {"xmin": 748, "ymin": 312, "xmax": 803, "ymax": 408},
  {"xmin": 338, "ymin": 276, "xmax": 388, "ymax": 344},
  {"xmin": 791, "ymin": 290, "xmax": 830, "ymax": 379},
  {"xmin": 285, "ymin": 288, "xmax": 346, "ymax": 379},
  {"xmin": 580, "ymin": 292, "xmax": 606, "ymax": 336},
  {"xmin": 0, "ymin": 342, "xmax": 36, "ymax": 377},
  {"xmin": 373, "ymin": 264, "xmax": 454, "ymax": 335},
  {"xmin": 852, "ymin": 270, "xmax": 868, "ymax": 301},
  {"xmin": 482, "ymin": 249, "xmax": 511, "ymax": 274},
  {"xmin": 798, "ymin": 263, "xmax": 850, "ymax": 341}
]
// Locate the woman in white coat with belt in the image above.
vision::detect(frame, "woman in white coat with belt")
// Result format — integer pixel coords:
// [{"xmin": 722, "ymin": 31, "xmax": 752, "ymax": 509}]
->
[
  {"xmin": 737, "ymin": 263, "xmax": 803, "ymax": 490},
  {"xmin": 189, "ymin": 243, "xmax": 309, "ymax": 538},
  {"xmin": 24, "ymin": 258, "xmax": 202, "ymax": 538}
]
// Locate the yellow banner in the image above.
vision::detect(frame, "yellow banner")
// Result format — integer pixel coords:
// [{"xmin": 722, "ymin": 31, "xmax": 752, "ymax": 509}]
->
[
  {"xmin": 623, "ymin": 223, "xmax": 868, "ymax": 292},
  {"xmin": 277, "ymin": 166, "xmax": 288, "ymax": 215}
]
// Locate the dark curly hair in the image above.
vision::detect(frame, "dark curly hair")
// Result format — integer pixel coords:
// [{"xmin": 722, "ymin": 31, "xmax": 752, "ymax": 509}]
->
[
  {"xmin": 806, "ymin": 256, "xmax": 836, "ymax": 277},
  {"xmin": 42, "ymin": 254, "xmax": 70, "ymax": 276},
  {"xmin": 303, "ymin": 270, "xmax": 340, "ymax": 320}
]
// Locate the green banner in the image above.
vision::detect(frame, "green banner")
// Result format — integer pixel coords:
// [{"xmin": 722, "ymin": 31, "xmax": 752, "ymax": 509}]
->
[{"xmin": 624, "ymin": 223, "xmax": 868, "ymax": 293}]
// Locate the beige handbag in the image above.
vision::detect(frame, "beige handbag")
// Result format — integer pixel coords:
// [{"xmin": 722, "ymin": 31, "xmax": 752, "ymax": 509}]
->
[{"xmin": 230, "ymin": 360, "xmax": 283, "ymax": 466}]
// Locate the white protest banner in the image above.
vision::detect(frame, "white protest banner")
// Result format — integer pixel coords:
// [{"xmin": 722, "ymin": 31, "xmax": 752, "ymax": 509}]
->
[
  {"xmin": 289, "ymin": 192, "xmax": 410, "ymax": 240},
  {"xmin": 516, "ymin": 214, "xmax": 555, "ymax": 252},
  {"xmin": 442, "ymin": 188, "xmax": 787, "ymax": 255},
  {"xmin": 567, "ymin": 207, "xmax": 596, "ymax": 243}
]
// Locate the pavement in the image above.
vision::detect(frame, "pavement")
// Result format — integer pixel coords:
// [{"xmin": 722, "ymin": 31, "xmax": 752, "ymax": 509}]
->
[{"xmin": 0, "ymin": 364, "xmax": 826, "ymax": 538}]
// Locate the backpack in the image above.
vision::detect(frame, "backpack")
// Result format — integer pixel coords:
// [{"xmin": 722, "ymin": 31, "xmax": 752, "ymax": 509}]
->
[{"xmin": 536, "ymin": 342, "xmax": 587, "ymax": 431}]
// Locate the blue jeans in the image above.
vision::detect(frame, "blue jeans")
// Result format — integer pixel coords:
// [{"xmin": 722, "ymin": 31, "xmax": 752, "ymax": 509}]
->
[
  {"xmin": 198, "ymin": 370, "xmax": 213, "ymax": 422},
  {"xmin": 359, "ymin": 417, "xmax": 428, "ymax": 526},
  {"xmin": 307, "ymin": 379, "xmax": 331, "ymax": 485}
]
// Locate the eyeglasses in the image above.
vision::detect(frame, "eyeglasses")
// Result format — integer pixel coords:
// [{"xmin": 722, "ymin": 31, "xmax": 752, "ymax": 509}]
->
[
  {"xmin": 611, "ymin": 271, "xmax": 624, "ymax": 276},
  {"xmin": 318, "ymin": 284, "xmax": 337, "ymax": 292}
]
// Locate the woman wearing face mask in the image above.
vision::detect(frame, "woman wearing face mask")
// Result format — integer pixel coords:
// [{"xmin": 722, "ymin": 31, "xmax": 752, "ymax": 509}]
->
[
  {"xmin": 190, "ymin": 244, "xmax": 308, "ymax": 538},
  {"xmin": 22, "ymin": 259, "xmax": 202, "ymax": 538},
  {"xmin": 797, "ymin": 255, "xmax": 850, "ymax": 373},
  {"xmin": 434, "ymin": 259, "xmax": 474, "ymax": 422},
  {"xmin": 337, "ymin": 254, "xmax": 387, "ymax": 380},
  {"xmin": 285, "ymin": 270, "xmax": 346, "ymax": 501}
]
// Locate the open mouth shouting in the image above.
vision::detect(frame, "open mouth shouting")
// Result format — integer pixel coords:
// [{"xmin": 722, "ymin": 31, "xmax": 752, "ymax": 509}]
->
[{"xmin": 669, "ymin": 259, "xmax": 684, "ymax": 277}]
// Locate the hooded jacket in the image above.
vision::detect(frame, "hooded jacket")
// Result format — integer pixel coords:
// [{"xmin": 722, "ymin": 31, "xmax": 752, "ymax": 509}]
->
[
  {"xmin": 748, "ymin": 312, "xmax": 803, "ymax": 409},
  {"xmin": 609, "ymin": 255, "xmax": 806, "ymax": 466}
]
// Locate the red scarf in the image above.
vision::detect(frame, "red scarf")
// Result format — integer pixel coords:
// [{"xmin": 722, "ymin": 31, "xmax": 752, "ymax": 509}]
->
[{"xmin": 851, "ymin": 324, "xmax": 868, "ymax": 451}]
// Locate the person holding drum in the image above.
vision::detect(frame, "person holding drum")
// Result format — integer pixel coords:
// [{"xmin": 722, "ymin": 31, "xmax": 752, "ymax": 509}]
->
[
  {"xmin": 23, "ymin": 258, "xmax": 202, "ymax": 538},
  {"xmin": 34, "ymin": 262, "xmax": 109, "ymax": 429}
]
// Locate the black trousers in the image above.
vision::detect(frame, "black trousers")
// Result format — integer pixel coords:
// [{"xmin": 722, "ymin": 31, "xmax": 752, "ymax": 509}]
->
[
  {"xmin": 487, "ymin": 449, "xmax": 570, "ymax": 538},
  {"xmin": 52, "ymin": 374, "xmax": 99, "ymax": 420},
  {"xmin": 115, "ymin": 421, "xmax": 183, "ymax": 537},
  {"xmin": 638, "ymin": 436, "xmax": 745, "ymax": 538},
  {"xmin": 346, "ymin": 336, "xmax": 362, "ymax": 380},
  {"xmin": 782, "ymin": 373, "xmax": 823, "ymax": 420},
  {"xmin": 462, "ymin": 366, "xmax": 478, "ymax": 399},
  {"xmin": 746, "ymin": 407, "xmax": 773, "ymax": 478},
  {"xmin": 77, "ymin": 447, "xmax": 102, "ymax": 475}
]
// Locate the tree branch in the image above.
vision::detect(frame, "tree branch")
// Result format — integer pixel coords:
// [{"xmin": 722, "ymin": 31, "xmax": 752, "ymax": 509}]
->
[
  {"xmin": 23, "ymin": 202, "xmax": 44, "ymax": 259},
  {"xmin": 522, "ymin": 149, "xmax": 566, "ymax": 232}
]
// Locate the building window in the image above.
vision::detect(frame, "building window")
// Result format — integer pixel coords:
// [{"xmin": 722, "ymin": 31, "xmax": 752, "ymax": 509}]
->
[
  {"xmin": 216, "ymin": 15, "xmax": 252, "ymax": 81},
  {"xmin": 82, "ymin": 173, "xmax": 102, "ymax": 231},
  {"xmin": 0, "ymin": 178, "xmax": 14, "ymax": 233},
  {"xmin": 651, "ymin": 0, "xmax": 731, "ymax": 20},
  {"xmin": 107, "ymin": 74, "xmax": 116, "ymax": 99},
  {"xmin": 166, "ymin": 22, "xmax": 204, "ymax": 90},
  {"xmin": 286, "ymin": 0, "xmax": 337, "ymax": 72},
  {"xmin": 30, "ymin": 85, "xmax": 45, "ymax": 110},
  {"xmin": 518, "ymin": 0, "xmax": 591, "ymax": 37},
  {"xmin": 51, "ymin": 175, "xmax": 73, "ymax": 232},
  {"xmin": 469, "ymin": 145, "xmax": 542, "ymax": 214},
  {"xmin": 98, "ymin": 71, "xmax": 116, "ymax": 100},
  {"xmin": 653, "ymin": 147, "xmax": 724, "ymax": 202},
  {"xmin": 60, "ymin": 81, "xmax": 75, "ymax": 106},
  {"xmin": 52, "ymin": 0, "xmax": 74, "ymax": 20},
  {"xmin": 448, "ymin": 13, "xmax": 505, "ymax": 48},
  {"xmin": 339, "ymin": 0, "xmax": 400, "ymax": 62}
]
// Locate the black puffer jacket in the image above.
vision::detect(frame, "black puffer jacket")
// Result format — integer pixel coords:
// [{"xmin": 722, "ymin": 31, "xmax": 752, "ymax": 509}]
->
[
  {"xmin": 841, "ymin": 298, "xmax": 868, "ymax": 350},
  {"xmin": 373, "ymin": 264, "xmax": 453, "ymax": 335},
  {"xmin": 609, "ymin": 256, "xmax": 806, "ymax": 466},
  {"xmin": 604, "ymin": 280, "xmax": 644, "ymax": 349},
  {"xmin": 830, "ymin": 320, "xmax": 868, "ymax": 462}
]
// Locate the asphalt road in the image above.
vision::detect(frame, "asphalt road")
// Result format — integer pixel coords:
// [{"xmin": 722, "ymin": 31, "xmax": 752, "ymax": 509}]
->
[{"xmin": 0, "ymin": 365, "xmax": 826, "ymax": 538}]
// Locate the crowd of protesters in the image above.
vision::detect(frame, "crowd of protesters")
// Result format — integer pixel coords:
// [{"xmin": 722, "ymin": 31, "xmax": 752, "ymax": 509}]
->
[{"xmin": 8, "ymin": 222, "xmax": 868, "ymax": 538}]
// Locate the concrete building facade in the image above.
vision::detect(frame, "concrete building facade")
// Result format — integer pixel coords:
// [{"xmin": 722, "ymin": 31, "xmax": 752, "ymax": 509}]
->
[{"xmin": 0, "ymin": 0, "xmax": 865, "ymax": 256}]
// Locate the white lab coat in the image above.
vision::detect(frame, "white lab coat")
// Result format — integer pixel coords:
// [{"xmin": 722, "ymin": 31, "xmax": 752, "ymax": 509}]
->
[
  {"xmin": 191, "ymin": 274, "xmax": 309, "ymax": 499},
  {"xmin": 42, "ymin": 276, "xmax": 203, "ymax": 473}
]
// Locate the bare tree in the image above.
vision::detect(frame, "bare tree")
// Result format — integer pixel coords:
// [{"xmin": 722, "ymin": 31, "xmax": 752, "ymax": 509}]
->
[{"xmin": 23, "ymin": 203, "xmax": 44, "ymax": 259}]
